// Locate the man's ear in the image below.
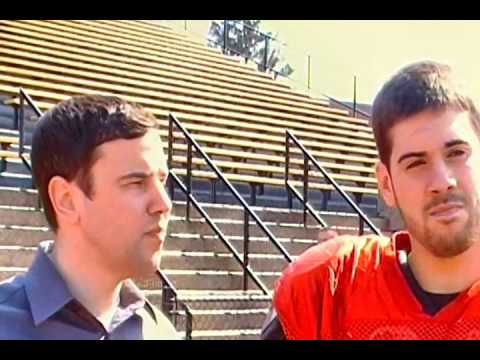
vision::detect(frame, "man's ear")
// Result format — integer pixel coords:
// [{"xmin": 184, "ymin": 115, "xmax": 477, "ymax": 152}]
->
[
  {"xmin": 375, "ymin": 161, "xmax": 397, "ymax": 208},
  {"xmin": 48, "ymin": 176, "xmax": 80, "ymax": 226}
]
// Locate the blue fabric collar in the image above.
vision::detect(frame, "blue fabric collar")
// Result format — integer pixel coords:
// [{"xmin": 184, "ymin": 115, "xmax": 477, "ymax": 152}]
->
[
  {"xmin": 24, "ymin": 241, "xmax": 74, "ymax": 326},
  {"xmin": 24, "ymin": 241, "xmax": 157, "ymax": 326}
]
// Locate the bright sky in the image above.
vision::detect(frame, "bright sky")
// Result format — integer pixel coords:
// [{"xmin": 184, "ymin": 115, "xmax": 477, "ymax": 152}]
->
[{"xmin": 164, "ymin": 20, "xmax": 480, "ymax": 105}]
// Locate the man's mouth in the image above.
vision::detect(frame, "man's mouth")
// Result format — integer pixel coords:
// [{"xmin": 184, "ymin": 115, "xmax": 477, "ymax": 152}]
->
[
  {"xmin": 145, "ymin": 225, "xmax": 167, "ymax": 239},
  {"xmin": 428, "ymin": 202, "xmax": 464, "ymax": 222}
]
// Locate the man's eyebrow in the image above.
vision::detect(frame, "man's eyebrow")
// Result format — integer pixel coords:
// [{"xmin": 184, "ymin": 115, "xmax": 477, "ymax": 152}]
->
[
  {"xmin": 397, "ymin": 151, "xmax": 426, "ymax": 165},
  {"xmin": 117, "ymin": 170, "xmax": 168, "ymax": 182},
  {"xmin": 117, "ymin": 171, "xmax": 151, "ymax": 182},
  {"xmin": 397, "ymin": 140, "xmax": 470, "ymax": 165},
  {"xmin": 445, "ymin": 139, "xmax": 469, "ymax": 148}
]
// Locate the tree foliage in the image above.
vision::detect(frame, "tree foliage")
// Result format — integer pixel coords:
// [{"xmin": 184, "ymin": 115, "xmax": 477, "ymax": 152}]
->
[{"xmin": 207, "ymin": 20, "xmax": 294, "ymax": 77}]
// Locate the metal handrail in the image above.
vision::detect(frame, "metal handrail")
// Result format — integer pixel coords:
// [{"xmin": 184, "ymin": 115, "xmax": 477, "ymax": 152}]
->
[
  {"xmin": 18, "ymin": 88, "xmax": 40, "ymax": 173},
  {"xmin": 321, "ymin": 93, "xmax": 371, "ymax": 119},
  {"xmin": 156, "ymin": 270, "xmax": 193, "ymax": 340},
  {"xmin": 285, "ymin": 130, "xmax": 382, "ymax": 236},
  {"xmin": 168, "ymin": 113, "xmax": 293, "ymax": 293}
]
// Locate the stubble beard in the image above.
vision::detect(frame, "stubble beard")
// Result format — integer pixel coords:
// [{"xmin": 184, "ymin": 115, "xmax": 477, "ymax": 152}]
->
[{"xmin": 394, "ymin": 189, "xmax": 480, "ymax": 258}]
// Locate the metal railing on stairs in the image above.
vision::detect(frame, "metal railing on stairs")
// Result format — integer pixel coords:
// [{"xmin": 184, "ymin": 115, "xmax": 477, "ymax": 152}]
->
[
  {"xmin": 168, "ymin": 113, "xmax": 293, "ymax": 294},
  {"xmin": 321, "ymin": 92, "xmax": 371, "ymax": 120},
  {"xmin": 156, "ymin": 270, "xmax": 193, "ymax": 340},
  {"xmin": 18, "ymin": 88, "xmax": 38, "ymax": 173},
  {"xmin": 13, "ymin": 89, "xmax": 193, "ymax": 339},
  {"xmin": 285, "ymin": 129, "xmax": 382, "ymax": 236}
]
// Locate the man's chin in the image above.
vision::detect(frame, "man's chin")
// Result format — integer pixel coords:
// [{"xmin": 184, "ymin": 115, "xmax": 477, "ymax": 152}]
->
[
  {"xmin": 129, "ymin": 257, "xmax": 162, "ymax": 280},
  {"xmin": 422, "ymin": 231, "xmax": 473, "ymax": 258},
  {"xmin": 132, "ymin": 266, "xmax": 159, "ymax": 281},
  {"xmin": 427, "ymin": 243, "xmax": 471, "ymax": 258}
]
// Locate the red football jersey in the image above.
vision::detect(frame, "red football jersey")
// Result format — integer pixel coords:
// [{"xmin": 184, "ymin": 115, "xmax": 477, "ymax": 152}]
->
[{"xmin": 273, "ymin": 231, "xmax": 480, "ymax": 340}]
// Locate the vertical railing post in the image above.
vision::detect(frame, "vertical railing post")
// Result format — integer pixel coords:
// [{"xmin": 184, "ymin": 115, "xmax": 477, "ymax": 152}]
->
[
  {"xmin": 186, "ymin": 141, "xmax": 192, "ymax": 222},
  {"xmin": 168, "ymin": 116, "xmax": 174, "ymax": 200},
  {"xmin": 353, "ymin": 75, "xmax": 357, "ymax": 118},
  {"xmin": 307, "ymin": 55, "xmax": 311, "ymax": 91},
  {"xmin": 223, "ymin": 20, "xmax": 228, "ymax": 55},
  {"xmin": 359, "ymin": 216, "xmax": 365, "ymax": 236},
  {"xmin": 303, "ymin": 153, "xmax": 309, "ymax": 228},
  {"xmin": 161, "ymin": 283, "xmax": 175, "ymax": 323},
  {"xmin": 285, "ymin": 132, "xmax": 292, "ymax": 209},
  {"xmin": 13, "ymin": 107, "xmax": 19, "ymax": 131},
  {"xmin": 243, "ymin": 208, "xmax": 249, "ymax": 291},
  {"xmin": 184, "ymin": 306, "xmax": 193, "ymax": 340},
  {"xmin": 263, "ymin": 35, "xmax": 269, "ymax": 72},
  {"xmin": 19, "ymin": 93, "xmax": 24, "ymax": 157}
]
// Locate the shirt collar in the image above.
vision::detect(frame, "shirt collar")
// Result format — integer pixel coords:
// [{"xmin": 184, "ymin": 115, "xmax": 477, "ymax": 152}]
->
[
  {"xmin": 24, "ymin": 241, "xmax": 75, "ymax": 326},
  {"xmin": 392, "ymin": 230, "xmax": 412, "ymax": 253},
  {"xmin": 121, "ymin": 279, "xmax": 158, "ymax": 324},
  {"xmin": 24, "ymin": 241, "xmax": 159, "ymax": 326}
]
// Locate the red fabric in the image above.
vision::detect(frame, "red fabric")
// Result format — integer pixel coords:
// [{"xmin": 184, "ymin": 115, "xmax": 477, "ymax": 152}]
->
[{"xmin": 273, "ymin": 232, "xmax": 480, "ymax": 340}]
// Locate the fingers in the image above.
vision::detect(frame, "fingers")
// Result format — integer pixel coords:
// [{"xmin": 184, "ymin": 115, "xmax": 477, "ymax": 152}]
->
[{"xmin": 318, "ymin": 227, "xmax": 338, "ymax": 243}]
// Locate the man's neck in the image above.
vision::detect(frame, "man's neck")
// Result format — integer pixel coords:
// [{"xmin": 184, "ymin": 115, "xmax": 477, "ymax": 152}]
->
[
  {"xmin": 49, "ymin": 238, "xmax": 124, "ymax": 327},
  {"xmin": 408, "ymin": 238, "xmax": 480, "ymax": 294}
]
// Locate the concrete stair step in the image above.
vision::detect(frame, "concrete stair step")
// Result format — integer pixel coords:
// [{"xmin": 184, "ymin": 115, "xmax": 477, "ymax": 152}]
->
[
  {"xmin": 0, "ymin": 245, "xmax": 36, "ymax": 267},
  {"xmin": 165, "ymin": 233, "xmax": 316, "ymax": 257},
  {"xmin": 0, "ymin": 225, "xmax": 307, "ymax": 255},
  {"xmin": 0, "ymin": 246, "xmax": 291, "ymax": 273},
  {"xmin": 174, "ymin": 201, "xmax": 384, "ymax": 228},
  {"xmin": 0, "ymin": 226, "xmax": 52, "ymax": 245},
  {"xmin": 0, "ymin": 226, "xmax": 314, "ymax": 260},
  {"xmin": 0, "ymin": 267, "xmax": 26, "ymax": 282},
  {"xmin": 189, "ymin": 328, "xmax": 260, "ymax": 340},
  {"xmin": 174, "ymin": 307, "xmax": 268, "ymax": 331},
  {"xmin": 0, "ymin": 177, "xmax": 34, "ymax": 189},
  {"xmin": 0, "ymin": 193, "xmax": 381, "ymax": 233},
  {"xmin": 0, "ymin": 128, "xmax": 19, "ymax": 135},
  {"xmin": 0, "ymin": 207, "xmax": 46, "ymax": 226},
  {"xmin": 145, "ymin": 289, "xmax": 271, "ymax": 310},
  {"xmin": 135, "ymin": 270, "xmax": 280, "ymax": 291},
  {"xmin": 0, "ymin": 186, "xmax": 39, "ymax": 208},
  {"xmin": 0, "ymin": 159, "xmax": 33, "ymax": 176},
  {"xmin": 9, "ymin": 144, "xmax": 32, "ymax": 151},
  {"xmin": 0, "ymin": 205, "xmax": 322, "ymax": 239},
  {"xmin": 169, "ymin": 219, "xmax": 321, "ymax": 240},
  {"xmin": 161, "ymin": 250, "xmax": 291, "ymax": 272}
]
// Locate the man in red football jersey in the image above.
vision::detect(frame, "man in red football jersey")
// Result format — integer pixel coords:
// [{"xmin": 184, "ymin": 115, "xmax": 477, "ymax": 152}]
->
[{"xmin": 261, "ymin": 60, "xmax": 480, "ymax": 340}]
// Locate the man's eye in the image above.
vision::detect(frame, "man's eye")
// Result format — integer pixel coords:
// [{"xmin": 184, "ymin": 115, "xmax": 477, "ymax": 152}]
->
[
  {"xmin": 406, "ymin": 160, "xmax": 425, "ymax": 170},
  {"xmin": 128, "ymin": 180, "xmax": 144, "ymax": 186},
  {"xmin": 448, "ymin": 149, "xmax": 466, "ymax": 158}
]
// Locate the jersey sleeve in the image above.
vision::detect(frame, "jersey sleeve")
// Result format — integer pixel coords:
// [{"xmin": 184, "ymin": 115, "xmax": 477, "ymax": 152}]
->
[
  {"xmin": 273, "ymin": 238, "xmax": 345, "ymax": 339},
  {"xmin": 272, "ymin": 234, "xmax": 391, "ymax": 339}
]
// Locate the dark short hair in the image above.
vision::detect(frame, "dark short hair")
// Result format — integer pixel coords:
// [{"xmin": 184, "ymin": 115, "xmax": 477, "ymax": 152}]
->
[
  {"xmin": 371, "ymin": 60, "xmax": 480, "ymax": 169},
  {"xmin": 31, "ymin": 95, "xmax": 159, "ymax": 231}
]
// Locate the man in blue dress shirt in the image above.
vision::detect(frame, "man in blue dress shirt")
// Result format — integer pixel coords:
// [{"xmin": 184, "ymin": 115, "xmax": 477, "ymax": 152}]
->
[{"xmin": 0, "ymin": 95, "xmax": 178, "ymax": 339}]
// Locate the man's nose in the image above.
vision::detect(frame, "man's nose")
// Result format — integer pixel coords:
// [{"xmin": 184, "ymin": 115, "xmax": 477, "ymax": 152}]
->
[
  {"xmin": 149, "ymin": 179, "xmax": 172, "ymax": 215},
  {"xmin": 427, "ymin": 162, "xmax": 458, "ymax": 195}
]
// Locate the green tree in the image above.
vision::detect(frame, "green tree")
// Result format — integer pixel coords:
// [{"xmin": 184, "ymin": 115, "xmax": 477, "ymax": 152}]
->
[{"xmin": 207, "ymin": 20, "xmax": 294, "ymax": 77}]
